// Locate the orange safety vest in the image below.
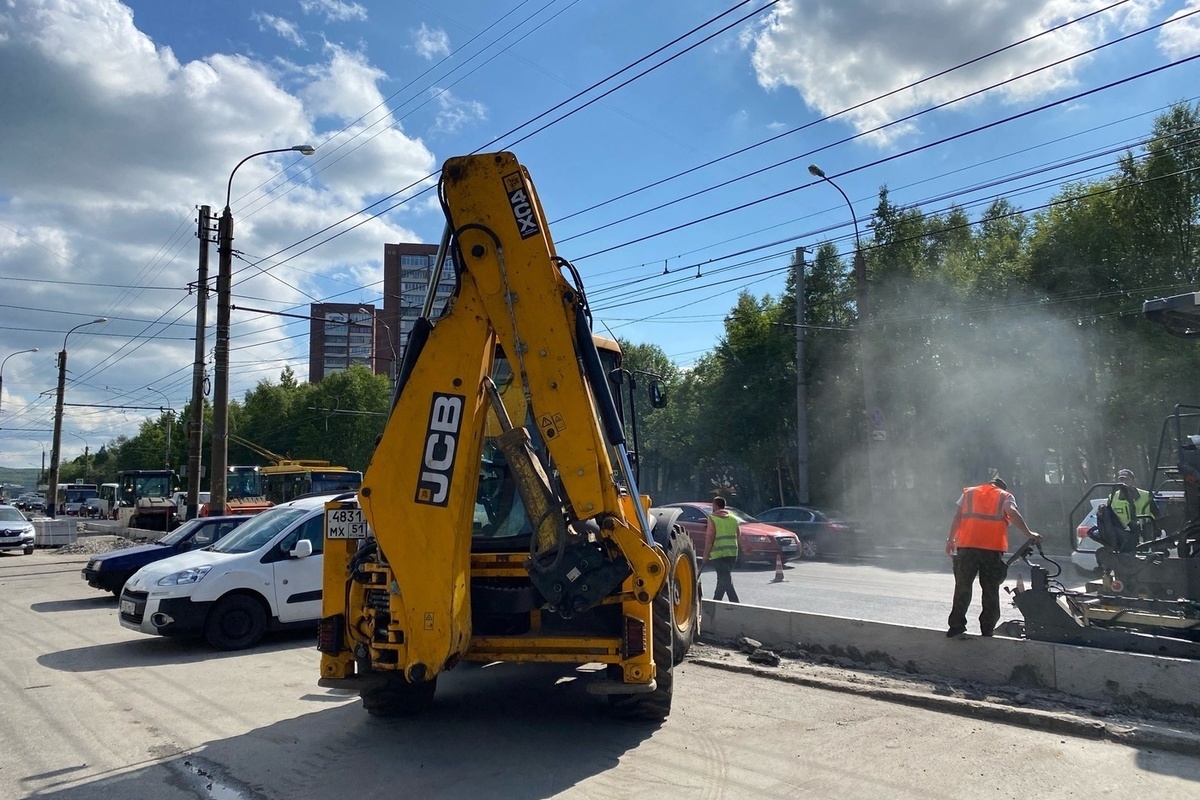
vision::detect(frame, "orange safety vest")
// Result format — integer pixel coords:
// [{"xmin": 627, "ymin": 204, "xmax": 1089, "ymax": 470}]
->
[{"xmin": 954, "ymin": 484, "xmax": 1011, "ymax": 552}]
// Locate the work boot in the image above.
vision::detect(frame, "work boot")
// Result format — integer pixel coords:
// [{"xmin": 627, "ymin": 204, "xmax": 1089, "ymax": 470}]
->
[{"xmin": 945, "ymin": 627, "xmax": 966, "ymax": 638}]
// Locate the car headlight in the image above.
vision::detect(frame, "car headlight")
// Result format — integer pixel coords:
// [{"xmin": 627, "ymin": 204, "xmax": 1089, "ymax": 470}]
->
[
  {"xmin": 157, "ymin": 565, "xmax": 212, "ymax": 586},
  {"xmin": 87, "ymin": 558, "xmax": 101, "ymax": 570},
  {"xmin": 744, "ymin": 534, "xmax": 771, "ymax": 543}
]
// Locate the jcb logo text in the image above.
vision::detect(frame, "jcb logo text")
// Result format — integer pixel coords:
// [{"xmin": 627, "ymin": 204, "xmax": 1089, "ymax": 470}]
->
[{"xmin": 415, "ymin": 393, "xmax": 464, "ymax": 506}]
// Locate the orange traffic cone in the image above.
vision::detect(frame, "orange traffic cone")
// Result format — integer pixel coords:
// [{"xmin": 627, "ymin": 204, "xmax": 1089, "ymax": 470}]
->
[{"xmin": 771, "ymin": 553, "xmax": 785, "ymax": 583}]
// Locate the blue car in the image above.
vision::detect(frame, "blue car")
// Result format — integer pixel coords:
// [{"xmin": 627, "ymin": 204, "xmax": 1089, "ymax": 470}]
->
[{"xmin": 81, "ymin": 515, "xmax": 250, "ymax": 596}]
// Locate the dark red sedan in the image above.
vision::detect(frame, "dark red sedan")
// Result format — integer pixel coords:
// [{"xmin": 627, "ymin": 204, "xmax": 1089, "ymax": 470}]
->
[{"xmin": 658, "ymin": 502, "xmax": 801, "ymax": 565}]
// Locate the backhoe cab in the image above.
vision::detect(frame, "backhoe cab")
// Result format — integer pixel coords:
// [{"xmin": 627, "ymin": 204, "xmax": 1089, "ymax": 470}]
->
[{"xmin": 318, "ymin": 152, "xmax": 698, "ymax": 719}]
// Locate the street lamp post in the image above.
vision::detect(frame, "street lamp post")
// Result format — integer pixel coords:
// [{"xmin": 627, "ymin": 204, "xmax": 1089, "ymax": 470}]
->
[
  {"xmin": 359, "ymin": 306, "xmax": 398, "ymax": 393},
  {"xmin": 147, "ymin": 387, "xmax": 174, "ymax": 469},
  {"xmin": 67, "ymin": 432, "xmax": 90, "ymax": 484},
  {"xmin": 47, "ymin": 318, "xmax": 107, "ymax": 518},
  {"xmin": 210, "ymin": 144, "xmax": 314, "ymax": 516},
  {"xmin": 0, "ymin": 347, "xmax": 38, "ymax": 416},
  {"xmin": 808, "ymin": 164, "xmax": 886, "ymax": 519}
]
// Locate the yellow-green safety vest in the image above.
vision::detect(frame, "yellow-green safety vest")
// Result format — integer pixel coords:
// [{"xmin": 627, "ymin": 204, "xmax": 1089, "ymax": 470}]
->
[
  {"xmin": 1108, "ymin": 488, "xmax": 1155, "ymax": 528},
  {"xmin": 707, "ymin": 512, "xmax": 739, "ymax": 560}
]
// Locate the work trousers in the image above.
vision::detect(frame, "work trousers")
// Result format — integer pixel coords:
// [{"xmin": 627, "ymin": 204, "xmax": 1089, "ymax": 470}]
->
[
  {"xmin": 948, "ymin": 547, "xmax": 1007, "ymax": 635},
  {"xmin": 711, "ymin": 557, "xmax": 739, "ymax": 603}
]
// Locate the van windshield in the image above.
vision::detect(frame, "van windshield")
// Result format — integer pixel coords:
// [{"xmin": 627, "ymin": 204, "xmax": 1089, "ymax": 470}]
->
[{"xmin": 210, "ymin": 507, "xmax": 308, "ymax": 554}]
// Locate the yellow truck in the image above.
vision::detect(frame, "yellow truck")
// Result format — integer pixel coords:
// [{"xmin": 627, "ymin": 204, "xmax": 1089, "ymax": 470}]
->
[{"xmin": 318, "ymin": 152, "xmax": 698, "ymax": 719}]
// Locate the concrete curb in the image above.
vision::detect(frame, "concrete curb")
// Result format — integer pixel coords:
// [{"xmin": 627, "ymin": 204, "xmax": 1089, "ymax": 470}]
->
[
  {"xmin": 701, "ymin": 599, "xmax": 1200, "ymax": 714},
  {"xmin": 689, "ymin": 656, "xmax": 1200, "ymax": 756}
]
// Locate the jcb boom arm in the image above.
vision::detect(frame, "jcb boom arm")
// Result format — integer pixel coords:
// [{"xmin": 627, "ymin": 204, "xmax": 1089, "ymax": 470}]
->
[{"xmin": 320, "ymin": 152, "xmax": 679, "ymax": 717}]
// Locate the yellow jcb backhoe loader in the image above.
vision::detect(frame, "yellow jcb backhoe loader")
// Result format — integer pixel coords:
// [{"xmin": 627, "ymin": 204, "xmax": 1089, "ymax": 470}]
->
[{"xmin": 317, "ymin": 151, "xmax": 699, "ymax": 719}]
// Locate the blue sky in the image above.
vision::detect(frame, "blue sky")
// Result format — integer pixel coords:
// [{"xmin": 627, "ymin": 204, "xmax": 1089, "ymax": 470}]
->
[{"xmin": 1, "ymin": 0, "xmax": 1198, "ymax": 469}]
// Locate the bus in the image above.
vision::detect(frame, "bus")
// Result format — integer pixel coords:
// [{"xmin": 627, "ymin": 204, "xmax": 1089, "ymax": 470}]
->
[
  {"xmin": 56, "ymin": 482, "xmax": 98, "ymax": 515},
  {"xmin": 260, "ymin": 463, "xmax": 362, "ymax": 505}
]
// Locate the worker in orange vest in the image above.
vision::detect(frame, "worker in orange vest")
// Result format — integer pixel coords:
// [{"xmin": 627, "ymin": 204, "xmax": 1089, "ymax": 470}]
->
[{"xmin": 945, "ymin": 476, "xmax": 1041, "ymax": 638}]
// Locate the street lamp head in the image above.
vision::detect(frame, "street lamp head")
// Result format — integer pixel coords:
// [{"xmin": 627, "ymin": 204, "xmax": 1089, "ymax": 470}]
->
[
  {"xmin": 807, "ymin": 164, "xmax": 826, "ymax": 179},
  {"xmin": 63, "ymin": 317, "xmax": 108, "ymax": 349},
  {"xmin": 293, "ymin": 145, "xmax": 315, "ymax": 156}
]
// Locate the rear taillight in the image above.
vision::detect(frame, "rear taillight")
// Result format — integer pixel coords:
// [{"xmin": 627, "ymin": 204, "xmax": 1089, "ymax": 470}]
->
[
  {"xmin": 317, "ymin": 614, "xmax": 344, "ymax": 655},
  {"xmin": 621, "ymin": 615, "xmax": 647, "ymax": 660}
]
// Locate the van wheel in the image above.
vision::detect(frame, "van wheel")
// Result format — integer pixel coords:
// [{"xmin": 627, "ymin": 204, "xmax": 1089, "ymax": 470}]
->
[
  {"xmin": 205, "ymin": 594, "xmax": 268, "ymax": 650},
  {"xmin": 361, "ymin": 674, "xmax": 437, "ymax": 717}
]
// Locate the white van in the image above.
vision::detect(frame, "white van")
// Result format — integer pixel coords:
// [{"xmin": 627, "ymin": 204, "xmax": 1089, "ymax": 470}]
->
[
  {"xmin": 172, "ymin": 490, "xmax": 211, "ymax": 521},
  {"xmin": 119, "ymin": 492, "xmax": 346, "ymax": 650}
]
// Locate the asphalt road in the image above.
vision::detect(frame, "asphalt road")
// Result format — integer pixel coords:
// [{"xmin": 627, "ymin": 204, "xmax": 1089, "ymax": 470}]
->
[
  {"xmin": 2, "ymin": 548, "xmax": 1197, "ymax": 800},
  {"xmin": 704, "ymin": 547, "xmax": 1092, "ymax": 633}
]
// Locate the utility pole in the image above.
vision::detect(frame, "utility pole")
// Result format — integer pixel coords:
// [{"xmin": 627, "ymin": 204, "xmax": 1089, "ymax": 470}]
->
[
  {"xmin": 794, "ymin": 247, "xmax": 809, "ymax": 504},
  {"xmin": 187, "ymin": 205, "xmax": 211, "ymax": 521},
  {"xmin": 211, "ymin": 145, "xmax": 315, "ymax": 517}
]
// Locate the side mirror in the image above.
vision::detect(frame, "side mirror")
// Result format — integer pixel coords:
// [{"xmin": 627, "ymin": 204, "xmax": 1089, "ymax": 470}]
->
[
  {"xmin": 648, "ymin": 379, "xmax": 667, "ymax": 409},
  {"xmin": 290, "ymin": 538, "xmax": 314, "ymax": 559}
]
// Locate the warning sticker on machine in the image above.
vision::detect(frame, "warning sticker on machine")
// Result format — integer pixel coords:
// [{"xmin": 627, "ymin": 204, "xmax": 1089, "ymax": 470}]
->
[{"xmin": 539, "ymin": 413, "xmax": 565, "ymax": 440}]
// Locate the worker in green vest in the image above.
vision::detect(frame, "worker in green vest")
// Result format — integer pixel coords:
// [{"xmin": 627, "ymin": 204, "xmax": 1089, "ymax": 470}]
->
[
  {"xmin": 701, "ymin": 496, "xmax": 741, "ymax": 603},
  {"xmin": 1108, "ymin": 468, "xmax": 1158, "ymax": 543}
]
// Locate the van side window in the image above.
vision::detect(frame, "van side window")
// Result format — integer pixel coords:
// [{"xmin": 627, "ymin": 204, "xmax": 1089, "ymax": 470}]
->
[{"xmin": 279, "ymin": 514, "xmax": 325, "ymax": 555}]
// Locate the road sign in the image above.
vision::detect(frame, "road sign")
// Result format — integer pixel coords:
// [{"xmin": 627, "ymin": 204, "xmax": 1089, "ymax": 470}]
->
[{"xmin": 871, "ymin": 429, "xmax": 887, "ymax": 441}]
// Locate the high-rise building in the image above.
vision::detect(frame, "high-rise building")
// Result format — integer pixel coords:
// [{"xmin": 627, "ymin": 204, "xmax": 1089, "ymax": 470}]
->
[
  {"xmin": 307, "ymin": 242, "xmax": 457, "ymax": 384},
  {"xmin": 382, "ymin": 241, "xmax": 457, "ymax": 356},
  {"xmin": 308, "ymin": 304, "xmax": 377, "ymax": 384}
]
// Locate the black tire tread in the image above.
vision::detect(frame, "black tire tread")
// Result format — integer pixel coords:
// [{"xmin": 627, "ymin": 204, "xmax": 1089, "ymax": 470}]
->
[
  {"xmin": 608, "ymin": 579, "xmax": 674, "ymax": 721},
  {"xmin": 361, "ymin": 675, "xmax": 437, "ymax": 717},
  {"xmin": 666, "ymin": 526, "xmax": 699, "ymax": 664}
]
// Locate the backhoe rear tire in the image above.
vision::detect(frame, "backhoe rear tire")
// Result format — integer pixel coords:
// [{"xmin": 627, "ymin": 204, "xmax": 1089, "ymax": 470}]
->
[
  {"xmin": 608, "ymin": 579, "xmax": 674, "ymax": 721},
  {"xmin": 361, "ymin": 674, "xmax": 438, "ymax": 717},
  {"xmin": 665, "ymin": 526, "xmax": 699, "ymax": 664}
]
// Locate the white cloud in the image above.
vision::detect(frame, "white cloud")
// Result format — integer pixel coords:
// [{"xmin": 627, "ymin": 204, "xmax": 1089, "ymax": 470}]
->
[
  {"xmin": 744, "ymin": 0, "xmax": 1163, "ymax": 145},
  {"xmin": 0, "ymin": 0, "xmax": 434, "ymax": 467},
  {"xmin": 413, "ymin": 23, "xmax": 450, "ymax": 60},
  {"xmin": 253, "ymin": 12, "xmax": 306, "ymax": 49},
  {"xmin": 300, "ymin": 0, "xmax": 367, "ymax": 23},
  {"xmin": 1158, "ymin": 0, "xmax": 1200, "ymax": 57},
  {"xmin": 430, "ymin": 88, "xmax": 486, "ymax": 135}
]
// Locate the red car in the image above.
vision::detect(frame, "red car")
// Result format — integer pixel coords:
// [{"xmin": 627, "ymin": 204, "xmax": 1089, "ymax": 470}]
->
[{"xmin": 659, "ymin": 502, "xmax": 801, "ymax": 565}]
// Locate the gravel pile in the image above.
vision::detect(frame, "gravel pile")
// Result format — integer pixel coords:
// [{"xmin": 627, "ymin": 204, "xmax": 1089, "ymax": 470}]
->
[{"xmin": 55, "ymin": 535, "xmax": 145, "ymax": 556}]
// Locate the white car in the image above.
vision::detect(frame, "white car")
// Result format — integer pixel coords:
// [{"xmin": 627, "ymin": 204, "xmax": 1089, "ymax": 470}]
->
[
  {"xmin": 0, "ymin": 506, "xmax": 36, "ymax": 555},
  {"xmin": 119, "ymin": 492, "xmax": 343, "ymax": 649},
  {"xmin": 1071, "ymin": 499, "xmax": 1105, "ymax": 573}
]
